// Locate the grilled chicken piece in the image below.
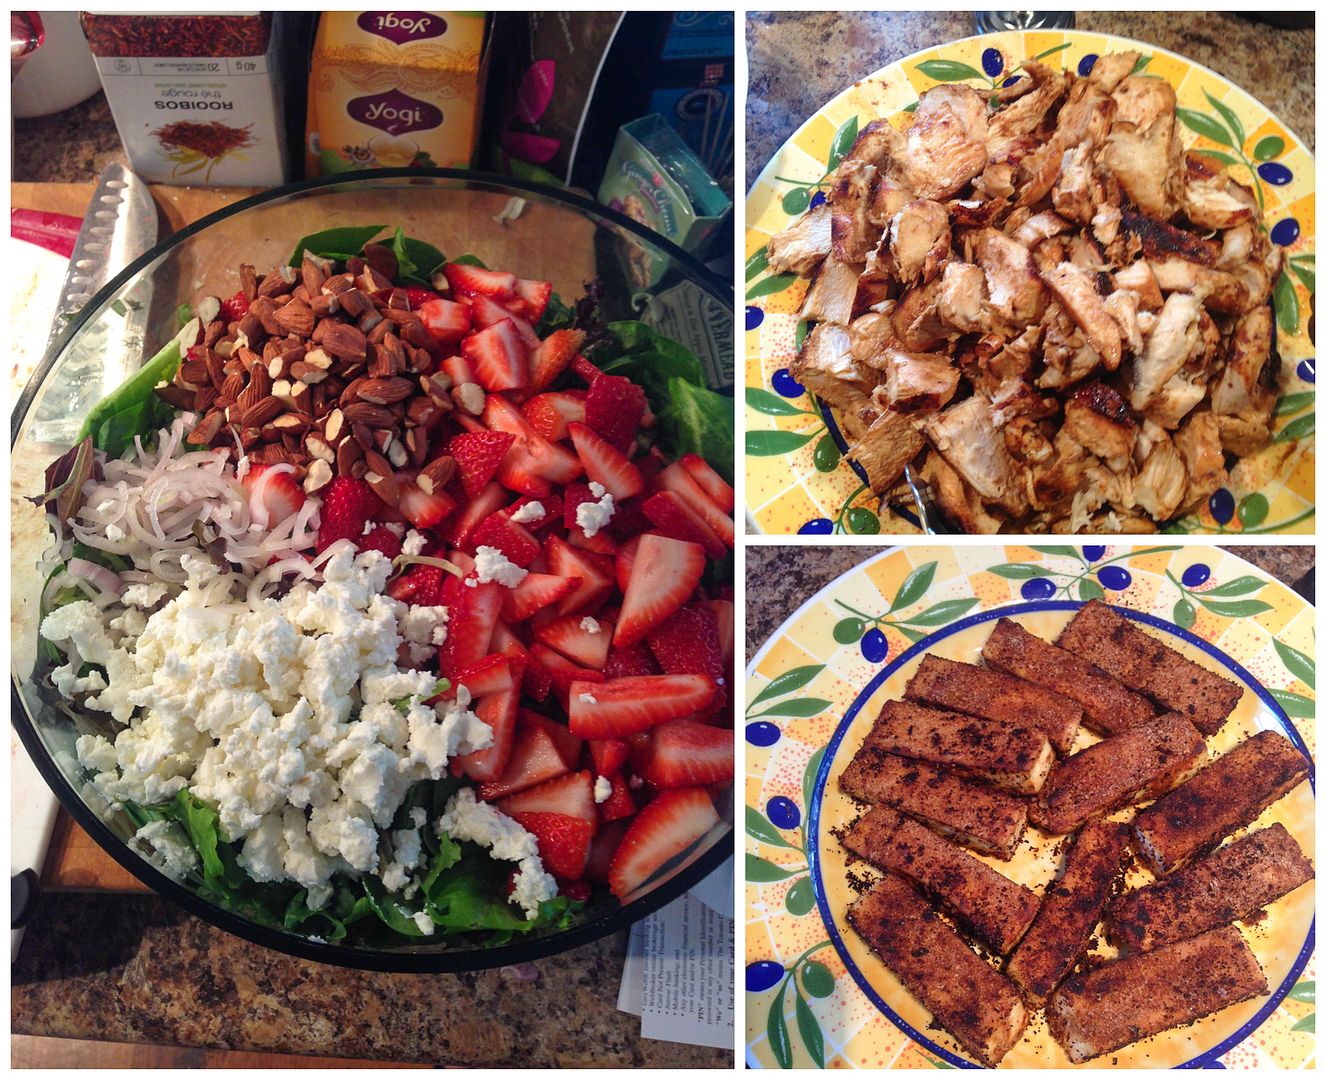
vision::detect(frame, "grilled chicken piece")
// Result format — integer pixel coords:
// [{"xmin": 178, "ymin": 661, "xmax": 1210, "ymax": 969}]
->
[
  {"xmin": 892, "ymin": 278, "xmax": 951, "ymax": 350},
  {"xmin": 1121, "ymin": 209, "xmax": 1219, "ymax": 266},
  {"xmin": 936, "ymin": 261, "xmax": 986, "ymax": 333},
  {"xmin": 1173, "ymin": 410, "xmax": 1228, "ymax": 510},
  {"xmin": 904, "ymin": 90, "xmax": 990, "ymax": 200},
  {"xmin": 922, "ymin": 395, "xmax": 1028, "ymax": 516},
  {"xmin": 800, "ymin": 255, "xmax": 861, "ymax": 326},
  {"xmin": 1085, "ymin": 50, "xmax": 1140, "ymax": 92},
  {"xmin": 766, "ymin": 203, "xmax": 833, "ymax": 275},
  {"xmin": 1102, "ymin": 111, "xmax": 1182, "ymax": 220},
  {"xmin": 1051, "ymin": 147, "xmax": 1099, "ymax": 224},
  {"xmin": 888, "ymin": 198, "xmax": 950, "ymax": 285},
  {"xmin": 1148, "ymin": 258, "xmax": 1249, "ymax": 312},
  {"xmin": 975, "ymin": 230, "xmax": 1046, "ymax": 329},
  {"xmin": 846, "ymin": 408, "xmax": 924, "ymax": 491},
  {"xmin": 791, "ymin": 323, "xmax": 881, "ymax": 424},
  {"xmin": 1104, "ymin": 290, "xmax": 1143, "ymax": 355},
  {"xmin": 1013, "ymin": 211, "xmax": 1071, "ymax": 247},
  {"xmin": 1039, "ymin": 302, "xmax": 1102, "ymax": 389},
  {"xmin": 1063, "ymin": 384, "xmax": 1135, "ymax": 471},
  {"xmin": 1132, "ymin": 426, "xmax": 1188, "ymax": 521},
  {"xmin": 1129, "ymin": 292, "xmax": 1200, "ymax": 410},
  {"xmin": 1143, "ymin": 372, "xmax": 1207, "ymax": 429},
  {"xmin": 848, "ymin": 310, "xmax": 898, "ymax": 368},
  {"xmin": 973, "ymin": 160, "xmax": 1016, "ymax": 200},
  {"xmin": 831, "ymin": 159, "xmax": 882, "ymax": 264},
  {"xmin": 1038, "ymin": 260, "xmax": 1123, "ymax": 370},
  {"xmin": 880, "ymin": 348, "xmax": 960, "ymax": 412},
  {"xmin": 1111, "ymin": 75, "xmax": 1175, "ymax": 129},
  {"xmin": 1216, "ymin": 222, "xmax": 1254, "ymax": 270},
  {"xmin": 1182, "ymin": 152, "xmax": 1257, "ymax": 229},
  {"xmin": 1211, "ymin": 306, "xmax": 1278, "ymax": 455},
  {"xmin": 1112, "ymin": 260, "xmax": 1164, "ymax": 310},
  {"xmin": 923, "ymin": 453, "xmax": 1005, "ymax": 533},
  {"xmin": 986, "ymin": 64, "xmax": 1068, "ymax": 162}
]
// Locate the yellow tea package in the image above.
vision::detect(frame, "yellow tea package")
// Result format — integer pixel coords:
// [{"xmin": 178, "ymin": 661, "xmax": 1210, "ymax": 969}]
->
[{"xmin": 306, "ymin": 12, "xmax": 487, "ymax": 175}]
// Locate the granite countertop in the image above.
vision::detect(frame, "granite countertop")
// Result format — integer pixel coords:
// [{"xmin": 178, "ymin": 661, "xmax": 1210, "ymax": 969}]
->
[
  {"xmin": 747, "ymin": 11, "xmax": 1315, "ymax": 189},
  {"xmin": 747, "ymin": 545, "xmax": 1313, "ymax": 662}
]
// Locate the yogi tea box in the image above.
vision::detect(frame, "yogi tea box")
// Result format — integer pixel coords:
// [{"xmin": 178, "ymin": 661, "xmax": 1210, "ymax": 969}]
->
[
  {"xmin": 305, "ymin": 12, "xmax": 488, "ymax": 175},
  {"xmin": 83, "ymin": 13, "xmax": 290, "ymax": 187}
]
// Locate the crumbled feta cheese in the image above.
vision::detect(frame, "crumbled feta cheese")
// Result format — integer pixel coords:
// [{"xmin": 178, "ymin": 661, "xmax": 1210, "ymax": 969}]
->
[
  {"xmin": 578, "ymin": 691, "xmax": 598, "ymax": 705},
  {"xmin": 469, "ymin": 545, "xmax": 528, "ymax": 588},
  {"xmin": 105, "ymin": 523, "xmax": 125, "ymax": 542},
  {"xmin": 121, "ymin": 582, "xmax": 168, "ymax": 608},
  {"xmin": 438, "ymin": 788, "xmax": 556, "ymax": 917},
  {"xmin": 594, "ymin": 775, "xmax": 612, "ymax": 803},
  {"xmin": 575, "ymin": 482, "xmax": 615, "ymax": 538},
  {"xmin": 628, "ymin": 774, "xmax": 644, "ymax": 789},
  {"xmin": 508, "ymin": 501, "xmax": 545, "ymax": 524},
  {"xmin": 402, "ymin": 530, "xmax": 427, "ymax": 556},
  {"xmin": 362, "ymin": 520, "xmax": 378, "ymax": 537},
  {"xmin": 413, "ymin": 911, "xmax": 436, "ymax": 935},
  {"xmin": 399, "ymin": 604, "xmax": 448, "ymax": 649},
  {"xmin": 385, "ymin": 522, "xmax": 406, "ymax": 538},
  {"xmin": 579, "ymin": 616, "xmax": 601, "ymax": 633},
  {"xmin": 132, "ymin": 819, "xmax": 199, "ymax": 878}
]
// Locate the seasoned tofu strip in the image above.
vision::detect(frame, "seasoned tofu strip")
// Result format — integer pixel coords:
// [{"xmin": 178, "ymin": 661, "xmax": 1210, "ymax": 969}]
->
[
  {"xmin": 839, "ymin": 747, "xmax": 1027, "ymax": 859},
  {"xmin": 1046, "ymin": 926, "xmax": 1268, "ymax": 1064},
  {"xmin": 904, "ymin": 654, "xmax": 1082, "ymax": 753},
  {"xmin": 867, "ymin": 699, "xmax": 1055, "ymax": 794},
  {"xmin": 1030, "ymin": 713, "xmax": 1206, "ymax": 835},
  {"xmin": 1056, "ymin": 600, "xmax": 1243, "ymax": 735},
  {"xmin": 1132, "ymin": 731, "xmax": 1311, "ymax": 874},
  {"xmin": 982, "ymin": 617, "xmax": 1157, "ymax": 735},
  {"xmin": 841, "ymin": 806, "xmax": 1040, "ymax": 953},
  {"xmin": 1006, "ymin": 820, "xmax": 1130, "ymax": 1005},
  {"xmin": 1110, "ymin": 823, "xmax": 1314, "ymax": 953},
  {"xmin": 848, "ymin": 873, "xmax": 1029, "ymax": 1067}
]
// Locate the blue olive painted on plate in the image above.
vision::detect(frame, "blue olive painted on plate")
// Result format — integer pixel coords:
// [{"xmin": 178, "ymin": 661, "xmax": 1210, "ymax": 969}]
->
[
  {"xmin": 1271, "ymin": 218, "xmax": 1301, "ymax": 246},
  {"xmin": 746, "ymin": 960, "xmax": 785, "ymax": 992},
  {"xmin": 1182, "ymin": 563, "xmax": 1212, "ymax": 587},
  {"xmin": 746, "ymin": 721, "xmax": 782, "ymax": 747},
  {"xmin": 799, "ymin": 517, "xmax": 833, "ymax": 535},
  {"xmin": 1257, "ymin": 162, "xmax": 1292, "ymax": 186},
  {"xmin": 767, "ymin": 796, "xmax": 801, "ymax": 830},
  {"xmin": 1001, "ymin": 74, "xmax": 1022, "ymax": 88},
  {"xmin": 1078, "ymin": 53, "xmax": 1098, "ymax": 75},
  {"xmin": 1021, "ymin": 578, "xmax": 1056, "ymax": 600},
  {"xmin": 982, "ymin": 47, "xmax": 1003, "ymax": 76},
  {"xmin": 861, "ymin": 628, "xmax": 889, "ymax": 663},
  {"xmin": 746, "ymin": 305, "xmax": 764, "ymax": 331},
  {"xmin": 1098, "ymin": 566, "xmax": 1132, "ymax": 591},
  {"xmin": 772, "ymin": 368, "xmax": 805, "ymax": 398},
  {"xmin": 810, "ymin": 190, "xmax": 827, "ymax": 209},
  {"xmin": 1083, "ymin": 545, "xmax": 1106, "ymax": 562},
  {"xmin": 1297, "ymin": 359, "xmax": 1315, "ymax": 384},
  {"xmin": 1209, "ymin": 488, "xmax": 1236, "ymax": 525}
]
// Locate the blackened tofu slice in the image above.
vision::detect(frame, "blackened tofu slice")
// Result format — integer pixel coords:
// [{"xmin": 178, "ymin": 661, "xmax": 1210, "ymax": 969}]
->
[
  {"xmin": 904, "ymin": 653, "xmax": 1082, "ymax": 753},
  {"xmin": 1055, "ymin": 600, "xmax": 1243, "ymax": 735},
  {"xmin": 1110, "ymin": 823, "xmax": 1314, "ymax": 953},
  {"xmin": 1046, "ymin": 926, "xmax": 1267, "ymax": 1064},
  {"xmin": 868, "ymin": 699, "xmax": 1055, "ymax": 794},
  {"xmin": 1030, "ymin": 713, "xmax": 1206, "ymax": 835},
  {"xmin": 1132, "ymin": 731, "xmax": 1311, "ymax": 874},
  {"xmin": 848, "ymin": 873, "xmax": 1029, "ymax": 1067},
  {"xmin": 1006, "ymin": 820, "xmax": 1130, "ymax": 1005},
  {"xmin": 842, "ymin": 806, "xmax": 1040, "ymax": 953},
  {"xmin": 839, "ymin": 747, "xmax": 1028, "ymax": 859},
  {"xmin": 982, "ymin": 617, "xmax": 1157, "ymax": 735}
]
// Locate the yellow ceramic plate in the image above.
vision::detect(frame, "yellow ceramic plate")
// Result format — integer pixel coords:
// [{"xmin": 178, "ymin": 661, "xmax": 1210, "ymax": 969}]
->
[
  {"xmin": 745, "ymin": 545, "xmax": 1315, "ymax": 1068},
  {"xmin": 745, "ymin": 30, "xmax": 1315, "ymax": 536}
]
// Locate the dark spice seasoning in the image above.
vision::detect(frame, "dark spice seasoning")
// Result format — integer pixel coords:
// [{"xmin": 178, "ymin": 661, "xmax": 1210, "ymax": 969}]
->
[{"xmin": 82, "ymin": 13, "xmax": 271, "ymax": 58}]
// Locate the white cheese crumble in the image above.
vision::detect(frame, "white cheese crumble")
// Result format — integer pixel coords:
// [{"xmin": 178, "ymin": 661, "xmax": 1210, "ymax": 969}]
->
[
  {"xmin": 437, "ymin": 788, "xmax": 557, "ymax": 917},
  {"xmin": 399, "ymin": 604, "xmax": 449, "ymax": 649},
  {"xmin": 402, "ymin": 529, "xmax": 427, "ymax": 556},
  {"xmin": 508, "ymin": 500, "xmax": 545, "ymax": 524},
  {"xmin": 362, "ymin": 520, "xmax": 378, "ymax": 536},
  {"xmin": 575, "ymin": 482, "xmax": 615, "ymax": 538},
  {"xmin": 578, "ymin": 691, "xmax": 598, "ymax": 705},
  {"xmin": 466, "ymin": 545, "xmax": 528, "ymax": 588},
  {"xmin": 579, "ymin": 616, "xmax": 601, "ymax": 634},
  {"xmin": 132, "ymin": 819, "xmax": 199, "ymax": 878},
  {"xmin": 594, "ymin": 775, "xmax": 612, "ymax": 803}
]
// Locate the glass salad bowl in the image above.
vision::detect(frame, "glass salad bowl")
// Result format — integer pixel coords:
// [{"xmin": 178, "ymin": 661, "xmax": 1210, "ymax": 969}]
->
[{"xmin": 10, "ymin": 169, "xmax": 735, "ymax": 972}]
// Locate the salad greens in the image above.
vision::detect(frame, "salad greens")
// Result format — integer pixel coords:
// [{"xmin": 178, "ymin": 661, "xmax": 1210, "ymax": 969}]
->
[{"xmin": 77, "ymin": 337, "xmax": 183, "ymax": 458}]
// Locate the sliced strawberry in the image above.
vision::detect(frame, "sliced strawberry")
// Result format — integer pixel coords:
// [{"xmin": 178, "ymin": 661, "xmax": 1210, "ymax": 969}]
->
[
  {"xmin": 584, "ymin": 374, "xmax": 647, "ymax": 453},
  {"xmin": 503, "ymin": 494, "xmax": 562, "ymax": 531},
  {"xmin": 441, "ymin": 354, "xmax": 477, "ymax": 386},
  {"xmin": 605, "ymin": 497, "xmax": 651, "ymax": 543},
  {"xmin": 531, "ymin": 643, "xmax": 606, "ymax": 708},
  {"xmin": 398, "ymin": 481, "xmax": 457, "ymax": 530},
  {"xmin": 569, "ymin": 353, "xmax": 602, "ymax": 383},
  {"xmin": 568, "ymin": 525, "xmax": 618, "ymax": 557},
  {"xmin": 657, "ymin": 462, "xmax": 734, "ymax": 549},
  {"xmin": 454, "ymin": 686, "xmax": 520, "ymax": 782},
  {"xmin": 646, "ymin": 606, "xmax": 724, "ymax": 684},
  {"xmin": 476, "ymin": 726, "xmax": 569, "ymax": 800},
  {"xmin": 438, "ymin": 580, "xmax": 504, "ymax": 677},
  {"xmin": 469, "ymin": 512, "xmax": 540, "ymax": 568},
  {"xmin": 445, "ymin": 481, "xmax": 510, "ymax": 549},
  {"xmin": 315, "ymin": 476, "xmax": 383, "ymax": 551},
  {"xmin": 568, "ymin": 423, "xmax": 643, "ymax": 501},
  {"xmin": 519, "ymin": 710, "xmax": 583, "ymax": 771},
  {"xmin": 501, "ymin": 572, "xmax": 579, "ymax": 622},
  {"xmin": 639, "ymin": 718, "xmax": 733, "ymax": 789},
  {"xmin": 387, "ymin": 563, "xmax": 447, "ymax": 605},
  {"xmin": 544, "ymin": 536, "xmax": 615, "ymax": 615},
  {"xmin": 585, "ymin": 819, "xmax": 630, "ymax": 882},
  {"xmin": 219, "ymin": 290, "xmax": 249, "ymax": 322},
  {"xmin": 535, "ymin": 614, "xmax": 613, "ymax": 670},
  {"xmin": 239, "ymin": 463, "xmax": 306, "ymax": 531},
  {"xmin": 492, "ymin": 621, "xmax": 551, "ymax": 701},
  {"xmin": 598, "ymin": 773, "xmax": 637, "ymax": 823},
  {"xmin": 589, "ymin": 739, "xmax": 631, "ymax": 777},
  {"xmin": 603, "ymin": 642, "xmax": 659, "ymax": 680},
  {"xmin": 463, "ymin": 320, "xmax": 529, "ymax": 392},
  {"xmin": 567, "ymin": 674, "xmax": 718, "ymax": 738},
  {"xmin": 359, "ymin": 524, "xmax": 402, "ymax": 559},
  {"xmin": 444, "ymin": 262, "xmax": 517, "ymax": 300},
  {"xmin": 608, "ymin": 787, "xmax": 719, "ymax": 899},
  {"xmin": 680, "ymin": 453, "xmax": 734, "ymax": 512},
  {"xmin": 455, "ymin": 654, "xmax": 523, "ymax": 697},
  {"xmin": 485, "ymin": 395, "xmax": 583, "ymax": 492},
  {"xmin": 511, "ymin": 811, "xmax": 593, "ymax": 880},
  {"xmin": 614, "ymin": 533, "xmax": 707, "ymax": 648},
  {"xmin": 498, "ymin": 769, "xmax": 596, "ymax": 825},
  {"xmin": 641, "ymin": 491, "xmax": 725, "ymax": 558},
  {"xmin": 469, "ymin": 293, "xmax": 541, "ymax": 351},
  {"xmin": 515, "ymin": 277, "xmax": 552, "ymax": 321},
  {"xmin": 556, "ymin": 879, "xmax": 593, "ymax": 903},
  {"xmin": 523, "ymin": 390, "xmax": 586, "ymax": 441},
  {"xmin": 418, "ymin": 297, "xmax": 471, "ymax": 345},
  {"xmin": 699, "ymin": 599, "xmax": 734, "ymax": 669},
  {"xmin": 447, "ymin": 431, "xmax": 516, "ymax": 499},
  {"xmin": 530, "ymin": 329, "xmax": 585, "ymax": 391},
  {"xmin": 405, "ymin": 285, "xmax": 441, "ymax": 308}
]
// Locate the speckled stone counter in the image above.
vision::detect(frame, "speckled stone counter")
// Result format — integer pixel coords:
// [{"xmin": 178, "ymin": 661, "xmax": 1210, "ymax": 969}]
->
[
  {"xmin": 747, "ymin": 545, "xmax": 1313, "ymax": 662},
  {"xmin": 12, "ymin": 892, "xmax": 727, "ymax": 1067},
  {"xmin": 746, "ymin": 11, "xmax": 1315, "ymax": 189}
]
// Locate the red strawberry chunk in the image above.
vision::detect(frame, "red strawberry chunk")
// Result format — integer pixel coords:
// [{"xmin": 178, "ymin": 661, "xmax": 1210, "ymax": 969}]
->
[
  {"xmin": 510, "ymin": 811, "xmax": 593, "ymax": 880},
  {"xmin": 658, "ymin": 462, "xmax": 733, "ymax": 548},
  {"xmin": 584, "ymin": 374, "xmax": 647, "ymax": 452},
  {"xmin": 445, "ymin": 481, "xmax": 511, "ymax": 549},
  {"xmin": 589, "ymin": 738, "xmax": 631, "ymax": 777},
  {"xmin": 501, "ymin": 572, "xmax": 580, "ymax": 622},
  {"xmin": 614, "ymin": 533, "xmax": 707, "ymax": 647},
  {"xmin": 492, "ymin": 621, "xmax": 552, "ymax": 701},
  {"xmin": 544, "ymin": 535, "xmax": 615, "ymax": 615},
  {"xmin": 219, "ymin": 289, "xmax": 249, "ymax": 322},
  {"xmin": 398, "ymin": 482, "xmax": 457, "ymax": 530},
  {"xmin": 608, "ymin": 787, "xmax": 719, "ymax": 899},
  {"xmin": 699, "ymin": 599, "xmax": 734, "ymax": 668},
  {"xmin": 569, "ymin": 353, "xmax": 602, "ymax": 383},
  {"xmin": 515, "ymin": 277, "xmax": 552, "ymax": 321},
  {"xmin": 503, "ymin": 494, "xmax": 562, "ymax": 531},
  {"xmin": 534, "ymin": 613, "xmax": 614, "ymax": 670},
  {"xmin": 568, "ymin": 422, "xmax": 643, "ymax": 501},
  {"xmin": 530, "ymin": 643, "xmax": 605, "ymax": 710},
  {"xmin": 598, "ymin": 773, "xmax": 637, "ymax": 823},
  {"xmin": 556, "ymin": 879, "xmax": 593, "ymax": 903},
  {"xmin": 469, "ymin": 293, "xmax": 541, "ymax": 351},
  {"xmin": 454, "ymin": 654, "xmax": 524, "ymax": 697},
  {"xmin": 315, "ymin": 476, "xmax": 384, "ymax": 551},
  {"xmin": 442, "ymin": 354, "xmax": 478, "ymax": 386},
  {"xmin": 605, "ymin": 497, "xmax": 650, "ymax": 542},
  {"xmin": 646, "ymin": 606, "xmax": 725, "ymax": 684},
  {"xmin": 522, "ymin": 390, "xmax": 586, "ymax": 441},
  {"xmin": 444, "ymin": 262, "xmax": 517, "ymax": 300},
  {"xmin": 567, "ymin": 674, "xmax": 718, "ymax": 738},
  {"xmin": 603, "ymin": 641, "xmax": 659, "ymax": 679},
  {"xmin": 359, "ymin": 524, "xmax": 402, "ymax": 559},
  {"xmin": 680, "ymin": 453, "xmax": 734, "ymax": 512},
  {"xmin": 405, "ymin": 285, "xmax": 441, "ymax": 308},
  {"xmin": 638, "ymin": 718, "xmax": 733, "ymax": 789},
  {"xmin": 241, "ymin": 464, "xmax": 306, "ymax": 530},
  {"xmin": 476, "ymin": 726, "xmax": 569, "ymax": 800},
  {"xmin": 463, "ymin": 320, "xmax": 530, "ymax": 392},
  {"xmin": 498, "ymin": 769, "xmax": 596, "ymax": 825},
  {"xmin": 518, "ymin": 710, "xmax": 583, "ymax": 770},
  {"xmin": 386, "ymin": 563, "xmax": 446, "ymax": 605},
  {"xmin": 454, "ymin": 687, "xmax": 520, "ymax": 782},
  {"xmin": 447, "ymin": 431, "xmax": 516, "ymax": 499},
  {"xmin": 418, "ymin": 297, "xmax": 470, "ymax": 344},
  {"xmin": 530, "ymin": 329, "xmax": 585, "ymax": 391},
  {"xmin": 613, "ymin": 536, "xmax": 641, "ymax": 594},
  {"xmin": 585, "ymin": 819, "xmax": 630, "ymax": 882},
  {"xmin": 470, "ymin": 513, "xmax": 540, "ymax": 567},
  {"xmin": 438, "ymin": 580, "xmax": 504, "ymax": 678},
  {"xmin": 641, "ymin": 491, "xmax": 725, "ymax": 558}
]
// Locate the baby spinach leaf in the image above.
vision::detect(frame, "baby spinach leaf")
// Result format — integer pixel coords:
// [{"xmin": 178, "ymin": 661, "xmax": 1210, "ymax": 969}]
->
[
  {"xmin": 288, "ymin": 225, "xmax": 387, "ymax": 265},
  {"xmin": 77, "ymin": 338, "xmax": 183, "ymax": 456}
]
